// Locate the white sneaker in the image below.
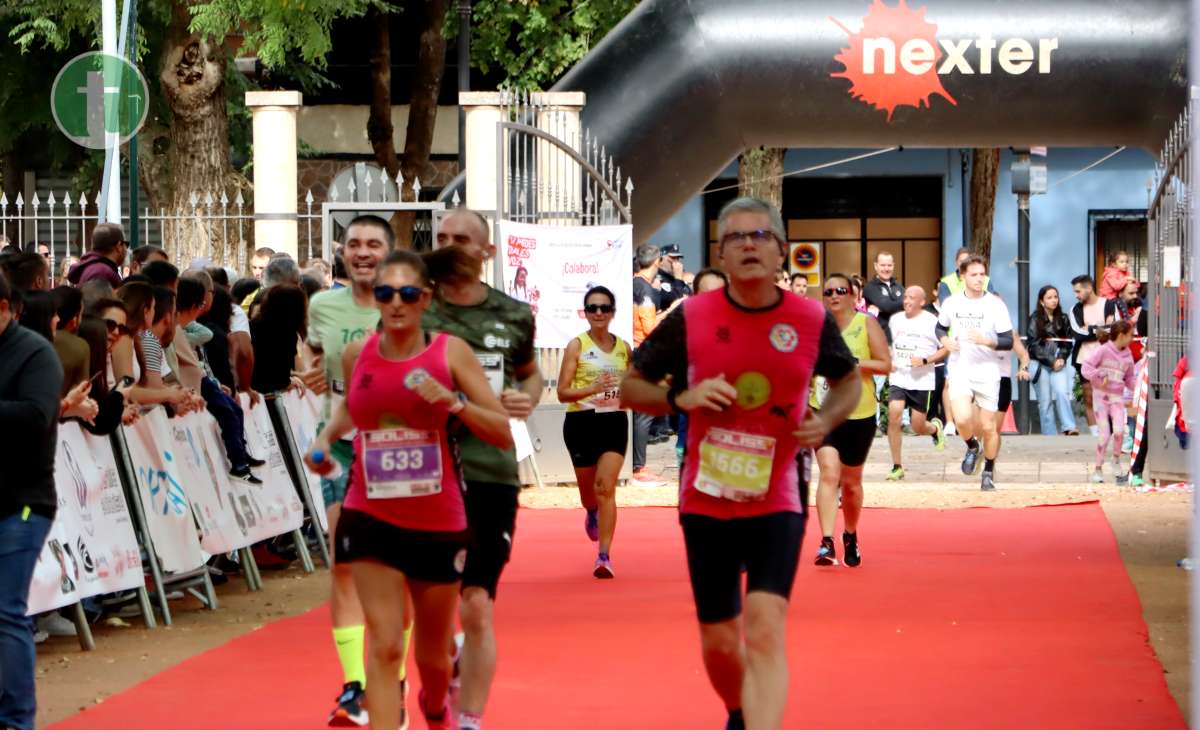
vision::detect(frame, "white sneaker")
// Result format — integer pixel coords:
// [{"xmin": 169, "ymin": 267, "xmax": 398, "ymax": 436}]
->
[
  {"xmin": 630, "ymin": 468, "xmax": 667, "ymax": 487},
  {"xmin": 1091, "ymin": 469, "xmax": 1104, "ymax": 484},
  {"xmin": 1089, "ymin": 424, "xmax": 1100, "ymax": 437},
  {"xmin": 38, "ymin": 612, "xmax": 78, "ymax": 637},
  {"xmin": 945, "ymin": 422, "xmax": 957, "ymax": 436},
  {"xmin": 33, "ymin": 629, "xmax": 49, "ymax": 644}
]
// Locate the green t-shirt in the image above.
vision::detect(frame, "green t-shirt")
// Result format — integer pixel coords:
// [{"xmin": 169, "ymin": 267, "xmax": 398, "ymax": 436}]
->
[
  {"xmin": 307, "ymin": 287, "xmax": 381, "ymax": 424},
  {"xmin": 423, "ymin": 286, "xmax": 536, "ymax": 487}
]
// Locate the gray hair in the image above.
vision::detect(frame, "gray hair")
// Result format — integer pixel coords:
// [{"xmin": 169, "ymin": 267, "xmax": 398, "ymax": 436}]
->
[
  {"xmin": 263, "ymin": 253, "xmax": 301, "ymax": 288},
  {"xmin": 716, "ymin": 196, "xmax": 786, "ymax": 247},
  {"xmin": 635, "ymin": 244, "xmax": 661, "ymax": 269},
  {"xmin": 182, "ymin": 269, "xmax": 214, "ymax": 292}
]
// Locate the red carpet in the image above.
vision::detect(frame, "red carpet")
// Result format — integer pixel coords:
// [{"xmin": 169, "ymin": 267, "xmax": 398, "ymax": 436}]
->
[{"xmin": 51, "ymin": 504, "xmax": 1184, "ymax": 729}]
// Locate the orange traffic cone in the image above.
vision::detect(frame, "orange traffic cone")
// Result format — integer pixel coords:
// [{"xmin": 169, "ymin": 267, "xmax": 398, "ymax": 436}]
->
[{"xmin": 1001, "ymin": 405, "xmax": 1018, "ymax": 435}]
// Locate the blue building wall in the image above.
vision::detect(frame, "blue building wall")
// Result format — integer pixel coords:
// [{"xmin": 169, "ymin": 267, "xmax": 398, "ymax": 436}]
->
[{"xmin": 648, "ymin": 146, "xmax": 1156, "ymax": 321}]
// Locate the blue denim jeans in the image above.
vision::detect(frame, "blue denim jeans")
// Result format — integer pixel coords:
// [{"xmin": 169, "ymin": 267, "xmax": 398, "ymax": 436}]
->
[
  {"xmin": 1033, "ymin": 362, "xmax": 1078, "ymax": 435},
  {"xmin": 0, "ymin": 511, "xmax": 52, "ymax": 730}
]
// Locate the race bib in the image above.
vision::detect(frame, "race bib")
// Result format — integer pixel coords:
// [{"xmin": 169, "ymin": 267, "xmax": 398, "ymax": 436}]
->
[
  {"xmin": 362, "ymin": 428, "xmax": 443, "ymax": 499},
  {"xmin": 587, "ymin": 368, "xmax": 622, "ymax": 412},
  {"xmin": 694, "ymin": 427, "xmax": 776, "ymax": 502},
  {"xmin": 477, "ymin": 353, "xmax": 504, "ymax": 396}
]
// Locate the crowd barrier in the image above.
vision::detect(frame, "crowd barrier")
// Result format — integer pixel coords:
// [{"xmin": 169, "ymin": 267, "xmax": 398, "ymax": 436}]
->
[{"xmin": 27, "ymin": 390, "xmax": 332, "ymax": 649}]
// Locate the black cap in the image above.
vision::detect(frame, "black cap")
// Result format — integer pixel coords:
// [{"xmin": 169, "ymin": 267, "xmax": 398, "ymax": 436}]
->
[{"xmin": 660, "ymin": 244, "xmax": 683, "ymax": 258}]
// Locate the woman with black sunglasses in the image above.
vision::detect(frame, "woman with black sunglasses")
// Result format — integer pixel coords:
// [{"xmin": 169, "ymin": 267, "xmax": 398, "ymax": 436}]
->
[
  {"xmin": 556, "ymin": 285, "xmax": 631, "ymax": 579},
  {"xmin": 74, "ymin": 297, "xmax": 141, "ymax": 433},
  {"xmin": 811, "ymin": 274, "xmax": 891, "ymax": 568},
  {"xmin": 305, "ymin": 249, "xmax": 512, "ymax": 730}
]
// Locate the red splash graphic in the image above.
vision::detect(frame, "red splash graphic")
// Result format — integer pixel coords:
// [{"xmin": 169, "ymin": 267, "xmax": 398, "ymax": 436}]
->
[
  {"xmin": 506, "ymin": 234, "xmax": 536, "ymax": 266},
  {"xmin": 831, "ymin": 0, "xmax": 957, "ymax": 121}
]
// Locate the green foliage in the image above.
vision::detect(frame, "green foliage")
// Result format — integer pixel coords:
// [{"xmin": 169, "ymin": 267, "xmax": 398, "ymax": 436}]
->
[{"xmin": 464, "ymin": 0, "xmax": 638, "ymax": 90}]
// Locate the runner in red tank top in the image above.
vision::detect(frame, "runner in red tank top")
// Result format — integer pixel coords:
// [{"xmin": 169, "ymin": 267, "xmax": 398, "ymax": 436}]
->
[
  {"xmin": 305, "ymin": 249, "xmax": 512, "ymax": 730},
  {"xmin": 623, "ymin": 197, "xmax": 863, "ymax": 730}
]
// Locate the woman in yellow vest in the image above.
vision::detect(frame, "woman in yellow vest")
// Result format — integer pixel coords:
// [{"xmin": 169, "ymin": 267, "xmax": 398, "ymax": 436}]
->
[
  {"xmin": 556, "ymin": 285, "xmax": 631, "ymax": 579},
  {"xmin": 811, "ymin": 273, "xmax": 891, "ymax": 568}
]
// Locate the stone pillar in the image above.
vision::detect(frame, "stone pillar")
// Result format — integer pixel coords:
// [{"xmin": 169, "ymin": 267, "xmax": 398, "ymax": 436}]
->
[
  {"xmin": 459, "ymin": 91, "xmax": 503, "ymax": 216},
  {"xmin": 533, "ymin": 92, "xmax": 585, "ymax": 225},
  {"xmin": 245, "ymin": 91, "xmax": 301, "ymax": 260}
]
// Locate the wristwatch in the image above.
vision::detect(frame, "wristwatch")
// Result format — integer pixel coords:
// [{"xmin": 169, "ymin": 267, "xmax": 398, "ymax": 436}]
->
[{"xmin": 920, "ymin": 357, "xmax": 928, "ymax": 366}]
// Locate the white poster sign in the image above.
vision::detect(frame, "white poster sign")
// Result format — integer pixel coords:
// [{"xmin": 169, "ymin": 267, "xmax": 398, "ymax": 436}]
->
[
  {"xmin": 281, "ymin": 390, "xmax": 330, "ymax": 531},
  {"xmin": 239, "ymin": 396, "xmax": 305, "ymax": 535},
  {"xmin": 28, "ymin": 425, "xmax": 144, "ymax": 615},
  {"xmin": 167, "ymin": 413, "xmax": 255, "ymax": 555},
  {"xmin": 497, "ymin": 220, "xmax": 633, "ymax": 349},
  {"xmin": 122, "ymin": 409, "xmax": 207, "ymax": 574}
]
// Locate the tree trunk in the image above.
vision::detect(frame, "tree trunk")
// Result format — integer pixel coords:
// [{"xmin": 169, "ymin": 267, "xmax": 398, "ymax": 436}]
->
[
  {"xmin": 395, "ymin": 0, "xmax": 448, "ymax": 249},
  {"xmin": 737, "ymin": 146, "xmax": 786, "ymax": 211},
  {"xmin": 151, "ymin": 0, "xmax": 249, "ymax": 269},
  {"xmin": 969, "ymin": 147, "xmax": 1001, "ymax": 265}
]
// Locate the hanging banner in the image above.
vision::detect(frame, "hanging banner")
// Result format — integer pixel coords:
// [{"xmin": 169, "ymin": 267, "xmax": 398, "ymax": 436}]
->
[
  {"xmin": 280, "ymin": 390, "xmax": 330, "ymax": 532},
  {"xmin": 122, "ymin": 409, "xmax": 207, "ymax": 574},
  {"xmin": 497, "ymin": 220, "xmax": 633, "ymax": 349},
  {"xmin": 240, "ymin": 396, "xmax": 305, "ymax": 535},
  {"xmin": 27, "ymin": 424, "xmax": 144, "ymax": 615},
  {"xmin": 165, "ymin": 413, "xmax": 255, "ymax": 555}
]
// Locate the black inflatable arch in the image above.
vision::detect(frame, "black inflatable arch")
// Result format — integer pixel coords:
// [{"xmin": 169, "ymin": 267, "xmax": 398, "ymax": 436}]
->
[{"xmin": 545, "ymin": 0, "xmax": 1187, "ymax": 241}]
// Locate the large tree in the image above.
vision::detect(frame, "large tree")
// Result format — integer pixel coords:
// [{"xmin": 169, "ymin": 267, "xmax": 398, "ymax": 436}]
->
[
  {"xmin": 969, "ymin": 147, "xmax": 1001, "ymax": 264},
  {"xmin": 10, "ymin": 0, "xmax": 374, "ymax": 265}
]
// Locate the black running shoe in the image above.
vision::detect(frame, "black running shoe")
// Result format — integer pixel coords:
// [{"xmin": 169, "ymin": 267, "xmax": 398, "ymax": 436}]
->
[
  {"xmin": 843, "ymin": 531, "xmax": 861, "ymax": 567},
  {"xmin": 961, "ymin": 445, "xmax": 981, "ymax": 475},
  {"xmin": 230, "ymin": 465, "xmax": 263, "ymax": 484},
  {"xmin": 328, "ymin": 681, "xmax": 368, "ymax": 727},
  {"xmin": 814, "ymin": 536, "xmax": 838, "ymax": 566},
  {"xmin": 246, "ymin": 456, "xmax": 267, "ymax": 468},
  {"xmin": 980, "ymin": 470, "xmax": 996, "ymax": 491}
]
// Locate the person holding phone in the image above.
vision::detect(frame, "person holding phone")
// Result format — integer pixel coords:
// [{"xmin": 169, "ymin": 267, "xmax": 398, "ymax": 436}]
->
[
  {"xmin": 76, "ymin": 298, "xmax": 142, "ymax": 433},
  {"xmin": 556, "ymin": 285, "xmax": 631, "ymax": 578}
]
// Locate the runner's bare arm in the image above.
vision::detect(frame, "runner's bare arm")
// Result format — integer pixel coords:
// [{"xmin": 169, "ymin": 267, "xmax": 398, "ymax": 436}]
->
[
  {"xmin": 857, "ymin": 316, "xmax": 892, "ymax": 375},
  {"xmin": 447, "ymin": 337, "xmax": 515, "ymax": 449},
  {"xmin": 620, "ymin": 367, "xmax": 673, "ymax": 415},
  {"xmin": 794, "ymin": 366, "xmax": 861, "ymax": 447}
]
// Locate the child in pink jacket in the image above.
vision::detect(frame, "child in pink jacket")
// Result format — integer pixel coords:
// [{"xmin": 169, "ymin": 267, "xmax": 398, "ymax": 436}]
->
[
  {"xmin": 1098, "ymin": 251, "xmax": 1132, "ymax": 300},
  {"xmin": 1080, "ymin": 320, "xmax": 1137, "ymax": 483}
]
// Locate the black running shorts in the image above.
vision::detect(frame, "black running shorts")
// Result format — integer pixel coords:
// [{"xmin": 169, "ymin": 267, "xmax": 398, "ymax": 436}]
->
[
  {"xmin": 997, "ymin": 377, "xmax": 1013, "ymax": 412},
  {"xmin": 334, "ymin": 508, "xmax": 468, "ymax": 584},
  {"xmin": 679, "ymin": 511, "xmax": 807, "ymax": 624},
  {"xmin": 563, "ymin": 410, "xmax": 629, "ymax": 468},
  {"xmin": 461, "ymin": 482, "xmax": 520, "ymax": 599},
  {"xmin": 888, "ymin": 385, "xmax": 932, "ymax": 415},
  {"xmin": 819, "ymin": 416, "xmax": 877, "ymax": 467}
]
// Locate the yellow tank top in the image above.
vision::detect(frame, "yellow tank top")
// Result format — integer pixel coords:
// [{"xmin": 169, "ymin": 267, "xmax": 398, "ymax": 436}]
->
[
  {"xmin": 567, "ymin": 331, "xmax": 631, "ymax": 412},
  {"xmin": 809, "ymin": 312, "xmax": 877, "ymax": 419}
]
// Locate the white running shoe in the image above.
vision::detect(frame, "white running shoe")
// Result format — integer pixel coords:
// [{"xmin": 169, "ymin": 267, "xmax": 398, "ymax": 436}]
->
[
  {"xmin": 1091, "ymin": 469, "xmax": 1104, "ymax": 484},
  {"xmin": 38, "ymin": 612, "xmax": 78, "ymax": 637}
]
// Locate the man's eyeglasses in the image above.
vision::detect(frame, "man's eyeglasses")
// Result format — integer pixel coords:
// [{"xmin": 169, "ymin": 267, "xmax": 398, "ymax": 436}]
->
[
  {"xmin": 584, "ymin": 303, "xmax": 614, "ymax": 314},
  {"xmin": 823, "ymin": 286, "xmax": 850, "ymax": 297},
  {"xmin": 103, "ymin": 319, "xmax": 131, "ymax": 335},
  {"xmin": 719, "ymin": 229, "xmax": 778, "ymax": 249},
  {"xmin": 374, "ymin": 285, "xmax": 425, "ymax": 304}
]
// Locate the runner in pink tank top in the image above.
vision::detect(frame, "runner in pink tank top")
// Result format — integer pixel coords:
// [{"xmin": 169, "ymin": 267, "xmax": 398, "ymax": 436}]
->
[
  {"xmin": 623, "ymin": 197, "xmax": 864, "ymax": 730},
  {"xmin": 305, "ymin": 249, "xmax": 511, "ymax": 730}
]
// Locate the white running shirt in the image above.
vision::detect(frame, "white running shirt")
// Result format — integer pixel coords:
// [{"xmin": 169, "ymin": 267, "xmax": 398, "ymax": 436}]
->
[
  {"xmin": 937, "ymin": 292, "xmax": 1013, "ymax": 384},
  {"xmin": 889, "ymin": 310, "xmax": 940, "ymax": 390}
]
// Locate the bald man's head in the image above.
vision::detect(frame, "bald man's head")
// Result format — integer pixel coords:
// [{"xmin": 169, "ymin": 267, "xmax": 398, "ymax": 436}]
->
[{"xmin": 902, "ymin": 285, "xmax": 927, "ymax": 316}]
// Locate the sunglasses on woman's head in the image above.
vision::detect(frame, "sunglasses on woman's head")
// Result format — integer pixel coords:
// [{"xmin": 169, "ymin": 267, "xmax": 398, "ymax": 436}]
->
[
  {"xmin": 823, "ymin": 286, "xmax": 850, "ymax": 297},
  {"xmin": 373, "ymin": 285, "xmax": 424, "ymax": 304},
  {"xmin": 584, "ymin": 304, "xmax": 614, "ymax": 314}
]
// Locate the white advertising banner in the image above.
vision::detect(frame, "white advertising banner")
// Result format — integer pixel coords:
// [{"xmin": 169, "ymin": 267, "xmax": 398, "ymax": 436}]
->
[
  {"xmin": 280, "ymin": 390, "xmax": 329, "ymax": 532},
  {"xmin": 166, "ymin": 413, "xmax": 257, "ymax": 555},
  {"xmin": 497, "ymin": 220, "xmax": 633, "ymax": 349},
  {"xmin": 122, "ymin": 409, "xmax": 207, "ymax": 574},
  {"xmin": 27, "ymin": 425, "xmax": 144, "ymax": 615},
  {"xmin": 239, "ymin": 396, "xmax": 305, "ymax": 535}
]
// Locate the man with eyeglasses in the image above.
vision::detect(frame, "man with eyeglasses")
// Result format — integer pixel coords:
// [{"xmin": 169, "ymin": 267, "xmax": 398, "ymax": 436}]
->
[
  {"xmin": 423, "ymin": 208, "xmax": 542, "ymax": 730},
  {"xmin": 67, "ymin": 223, "xmax": 126, "ymax": 289},
  {"xmin": 305, "ymin": 214, "xmax": 397, "ymax": 727},
  {"xmin": 623, "ymin": 196, "xmax": 861, "ymax": 730}
]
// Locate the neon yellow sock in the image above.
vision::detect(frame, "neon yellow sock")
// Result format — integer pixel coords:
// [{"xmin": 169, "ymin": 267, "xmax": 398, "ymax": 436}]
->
[
  {"xmin": 398, "ymin": 622, "xmax": 413, "ymax": 682},
  {"xmin": 333, "ymin": 625, "xmax": 367, "ymax": 687}
]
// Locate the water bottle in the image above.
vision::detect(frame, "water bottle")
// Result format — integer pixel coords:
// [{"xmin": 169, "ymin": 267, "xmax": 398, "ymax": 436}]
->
[
  {"xmin": 1178, "ymin": 558, "xmax": 1194, "ymax": 571},
  {"xmin": 311, "ymin": 449, "xmax": 343, "ymax": 480}
]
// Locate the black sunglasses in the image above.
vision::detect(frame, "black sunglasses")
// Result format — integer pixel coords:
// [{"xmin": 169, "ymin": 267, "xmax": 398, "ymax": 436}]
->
[
  {"xmin": 823, "ymin": 286, "xmax": 850, "ymax": 297},
  {"xmin": 374, "ymin": 285, "xmax": 425, "ymax": 304},
  {"xmin": 584, "ymin": 303, "xmax": 614, "ymax": 314},
  {"xmin": 103, "ymin": 318, "xmax": 131, "ymax": 335}
]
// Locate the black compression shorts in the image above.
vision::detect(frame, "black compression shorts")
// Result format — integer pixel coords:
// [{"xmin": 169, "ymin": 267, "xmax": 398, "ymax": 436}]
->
[
  {"xmin": 563, "ymin": 410, "xmax": 629, "ymax": 468},
  {"xmin": 334, "ymin": 508, "xmax": 467, "ymax": 584},
  {"xmin": 461, "ymin": 482, "xmax": 520, "ymax": 599},
  {"xmin": 819, "ymin": 416, "xmax": 877, "ymax": 467}
]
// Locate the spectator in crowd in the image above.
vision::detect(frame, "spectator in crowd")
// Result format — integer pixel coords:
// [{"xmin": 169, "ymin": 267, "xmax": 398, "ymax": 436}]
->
[
  {"xmin": 938, "ymin": 247, "xmax": 995, "ymax": 304},
  {"xmin": 15, "ymin": 290, "xmax": 56, "ymax": 340},
  {"xmin": 55, "ymin": 255, "xmax": 76, "ymax": 286},
  {"xmin": 250, "ymin": 283, "xmax": 307, "ymax": 394},
  {"xmin": 79, "ymin": 279, "xmax": 114, "ymax": 312},
  {"xmin": 223, "ymin": 279, "xmax": 259, "ymax": 405},
  {"xmin": 141, "ymin": 260, "xmax": 180, "ymax": 290},
  {"xmin": 112, "ymin": 282, "xmax": 192, "ymax": 411},
  {"xmin": 129, "ymin": 245, "xmax": 168, "ymax": 276},
  {"xmin": 1098, "ymin": 250, "xmax": 1132, "ymax": 300},
  {"xmin": 51, "ymin": 286, "xmax": 90, "ymax": 396},
  {"xmin": 232, "ymin": 277, "xmax": 260, "ymax": 304},
  {"xmin": 1, "ymin": 252, "xmax": 49, "ymax": 292},
  {"xmin": 850, "ymin": 275, "xmax": 868, "ymax": 313},
  {"xmin": 304, "ymin": 257, "xmax": 332, "ymax": 288},
  {"xmin": 76, "ymin": 298, "xmax": 139, "ymax": 434},
  {"xmin": 864, "ymin": 251, "xmax": 904, "ymax": 334},
  {"xmin": 300, "ymin": 273, "xmax": 325, "ymax": 300},
  {"xmin": 205, "ymin": 266, "xmax": 230, "ymax": 289},
  {"xmin": 1120, "ymin": 280, "xmax": 1148, "ymax": 357},
  {"xmin": 775, "ymin": 269, "xmax": 790, "ymax": 290},
  {"xmin": 0, "ymin": 270, "xmax": 63, "ymax": 730},
  {"xmin": 198, "ymin": 284, "xmax": 238, "ymax": 392},
  {"xmin": 630, "ymin": 244, "xmax": 668, "ymax": 487},
  {"xmin": 655, "ymin": 245, "xmax": 691, "ymax": 310},
  {"xmin": 332, "ymin": 250, "xmax": 350, "ymax": 289},
  {"xmin": 243, "ymin": 253, "xmax": 301, "ymax": 316},
  {"xmin": 250, "ymin": 246, "xmax": 275, "ymax": 281},
  {"xmin": 1027, "ymin": 285, "xmax": 1079, "ymax": 436},
  {"xmin": 790, "ymin": 272, "xmax": 809, "ymax": 297},
  {"xmin": 1069, "ymin": 274, "xmax": 1118, "ymax": 436},
  {"xmin": 67, "ymin": 223, "xmax": 126, "ymax": 289}
]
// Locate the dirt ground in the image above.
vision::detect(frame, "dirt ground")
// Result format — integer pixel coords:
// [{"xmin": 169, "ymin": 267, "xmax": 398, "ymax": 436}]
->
[{"xmin": 35, "ymin": 484, "xmax": 1192, "ymax": 727}]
